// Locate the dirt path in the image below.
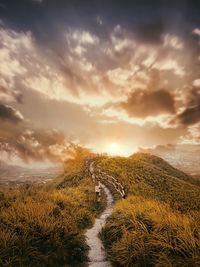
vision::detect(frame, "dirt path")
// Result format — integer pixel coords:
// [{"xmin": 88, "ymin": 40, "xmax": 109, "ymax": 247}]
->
[{"xmin": 85, "ymin": 180, "xmax": 114, "ymax": 267}]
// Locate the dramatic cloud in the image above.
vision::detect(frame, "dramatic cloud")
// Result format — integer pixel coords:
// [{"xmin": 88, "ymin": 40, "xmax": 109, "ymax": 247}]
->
[
  {"xmin": 0, "ymin": 0, "xmax": 200, "ymax": 163},
  {"xmin": 0, "ymin": 121, "xmax": 71, "ymax": 163},
  {"xmin": 179, "ymin": 123, "xmax": 200, "ymax": 145},
  {"xmin": 163, "ymin": 34, "xmax": 184, "ymax": 50},
  {"xmin": 176, "ymin": 105, "xmax": 200, "ymax": 126},
  {"xmin": 0, "ymin": 103, "xmax": 23, "ymax": 122},
  {"xmin": 136, "ymin": 19, "xmax": 164, "ymax": 44},
  {"xmin": 0, "ymin": 84, "xmax": 23, "ymax": 103},
  {"xmin": 118, "ymin": 89, "xmax": 175, "ymax": 118},
  {"xmin": 193, "ymin": 28, "xmax": 200, "ymax": 37},
  {"xmin": 66, "ymin": 29, "xmax": 99, "ymax": 45},
  {"xmin": 173, "ymin": 87, "xmax": 200, "ymax": 126}
]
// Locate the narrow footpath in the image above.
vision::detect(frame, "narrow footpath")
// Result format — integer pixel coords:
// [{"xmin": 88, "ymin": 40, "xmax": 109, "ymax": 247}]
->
[{"xmin": 85, "ymin": 162, "xmax": 114, "ymax": 267}]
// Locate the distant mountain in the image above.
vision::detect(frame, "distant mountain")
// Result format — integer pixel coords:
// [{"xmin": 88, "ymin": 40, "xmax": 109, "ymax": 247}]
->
[
  {"xmin": 139, "ymin": 144, "xmax": 176, "ymax": 154},
  {"xmin": 0, "ymin": 160, "xmax": 26, "ymax": 172},
  {"xmin": 138, "ymin": 145, "xmax": 200, "ymax": 179}
]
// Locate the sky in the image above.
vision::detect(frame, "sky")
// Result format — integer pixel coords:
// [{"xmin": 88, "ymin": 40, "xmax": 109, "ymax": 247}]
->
[{"xmin": 0, "ymin": 0, "xmax": 200, "ymax": 164}]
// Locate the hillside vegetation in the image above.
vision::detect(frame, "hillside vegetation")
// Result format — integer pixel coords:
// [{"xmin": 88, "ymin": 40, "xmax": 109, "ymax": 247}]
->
[
  {"xmin": 1, "ymin": 151, "xmax": 200, "ymax": 266},
  {"xmin": 97, "ymin": 153, "xmax": 200, "ymax": 212},
  {"xmin": 97, "ymin": 153, "xmax": 200, "ymax": 266},
  {"xmin": 101, "ymin": 196, "xmax": 200, "ymax": 266},
  {"xmin": 0, "ymin": 155, "xmax": 103, "ymax": 267}
]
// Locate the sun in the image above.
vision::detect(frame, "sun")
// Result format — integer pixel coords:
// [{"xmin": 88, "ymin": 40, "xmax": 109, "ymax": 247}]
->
[{"xmin": 108, "ymin": 142, "xmax": 120, "ymax": 155}]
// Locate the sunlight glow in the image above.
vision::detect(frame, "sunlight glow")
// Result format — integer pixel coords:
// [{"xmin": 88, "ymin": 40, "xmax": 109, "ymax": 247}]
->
[
  {"xmin": 92, "ymin": 142, "xmax": 138, "ymax": 157},
  {"xmin": 107, "ymin": 142, "xmax": 121, "ymax": 156}
]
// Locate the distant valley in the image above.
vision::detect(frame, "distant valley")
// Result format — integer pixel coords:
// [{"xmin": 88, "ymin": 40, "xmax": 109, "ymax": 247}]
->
[{"xmin": 0, "ymin": 160, "xmax": 63, "ymax": 186}]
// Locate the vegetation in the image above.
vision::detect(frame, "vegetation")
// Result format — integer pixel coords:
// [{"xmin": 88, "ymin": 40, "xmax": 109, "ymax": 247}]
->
[
  {"xmin": 96, "ymin": 153, "xmax": 200, "ymax": 212},
  {"xmin": 101, "ymin": 196, "xmax": 200, "ymax": 266},
  {"xmin": 0, "ymin": 153, "xmax": 103, "ymax": 267},
  {"xmin": 97, "ymin": 153, "xmax": 200, "ymax": 266},
  {"xmin": 1, "ymin": 150, "xmax": 200, "ymax": 267}
]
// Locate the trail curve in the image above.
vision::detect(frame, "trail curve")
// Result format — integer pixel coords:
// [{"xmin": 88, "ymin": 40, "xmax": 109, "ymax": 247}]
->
[{"xmin": 85, "ymin": 162, "xmax": 114, "ymax": 267}]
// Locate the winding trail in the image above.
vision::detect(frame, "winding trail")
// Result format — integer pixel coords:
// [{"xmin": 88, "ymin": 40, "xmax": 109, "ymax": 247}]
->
[{"xmin": 85, "ymin": 162, "xmax": 114, "ymax": 267}]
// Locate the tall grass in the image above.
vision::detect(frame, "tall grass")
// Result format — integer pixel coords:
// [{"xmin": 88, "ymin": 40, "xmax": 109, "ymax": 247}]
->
[
  {"xmin": 97, "ymin": 153, "xmax": 200, "ymax": 266},
  {"xmin": 101, "ymin": 196, "xmax": 200, "ymax": 266},
  {"xmin": 96, "ymin": 153, "xmax": 200, "ymax": 212},
  {"xmin": 0, "ymin": 156, "xmax": 103, "ymax": 267}
]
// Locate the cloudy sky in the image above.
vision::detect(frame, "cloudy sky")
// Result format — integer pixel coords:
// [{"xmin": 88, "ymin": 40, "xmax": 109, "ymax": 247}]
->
[{"xmin": 0, "ymin": 0, "xmax": 200, "ymax": 163}]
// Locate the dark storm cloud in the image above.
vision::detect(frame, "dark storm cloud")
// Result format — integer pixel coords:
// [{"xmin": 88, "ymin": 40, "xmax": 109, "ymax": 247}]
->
[
  {"xmin": 1, "ymin": 0, "xmax": 200, "ymax": 44},
  {"xmin": 0, "ymin": 120, "xmax": 69, "ymax": 162},
  {"xmin": 0, "ymin": 103, "xmax": 23, "ymax": 122},
  {"xmin": 0, "ymin": 89, "xmax": 72, "ymax": 163},
  {"xmin": 176, "ymin": 105, "xmax": 200, "ymax": 125},
  {"xmin": 119, "ymin": 89, "xmax": 175, "ymax": 118},
  {"xmin": 13, "ymin": 129, "xmax": 66, "ymax": 162},
  {"xmin": 136, "ymin": 18, "xmax": 164, "ymax": 44},
  {"xmin": 173, "ymin": 87, "xmax": 200, "ymax": 126},
  {"xmin": 0, "ymin": 87, "xmax": 97, "ymax": 163}
]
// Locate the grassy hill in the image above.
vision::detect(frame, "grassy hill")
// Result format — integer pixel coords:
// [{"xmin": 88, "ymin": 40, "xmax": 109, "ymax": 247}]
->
[
  {"xmin": 96, "ymin": 153, "xmax": 200, "ymax": 212},
  {"xmin": 0, "ymin": 156, "xmax": 104, "ymax": 267},
  {"xmin": 97, "ymin": 153, "xmax": 200, "ymax": 266},
  {"xmin": 1, "ymin": 152, "xmax": 200, "ymax": 266}
]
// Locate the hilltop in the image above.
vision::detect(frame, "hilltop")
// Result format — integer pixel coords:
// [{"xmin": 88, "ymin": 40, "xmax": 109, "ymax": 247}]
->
[
  {"xmin": 98, "ymin": 153, "xmax": 200, "ymax": 266},
  {"xmin": 96, "ymin": 152, "xmax": 200, "ymax": 212}
]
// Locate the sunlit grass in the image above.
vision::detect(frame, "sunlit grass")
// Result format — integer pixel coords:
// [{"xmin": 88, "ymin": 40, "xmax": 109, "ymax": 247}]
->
[
  {"xmin": 98, "ymin": 153, "xmax": 200, "ymax": 266},
  {"xmin": 101, "ymin": 196, "xmax": 200, "ymax": 266},
  {"xmin": 0, "ymin": 156, "xmax": 104, "ymax": 267},
  {"xmin": 97, "ymin": 153, "xmax": 200, "ymax": 212}
]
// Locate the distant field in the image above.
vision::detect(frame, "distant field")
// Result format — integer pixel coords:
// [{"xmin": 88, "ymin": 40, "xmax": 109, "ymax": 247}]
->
[{"xmin": 0, "ymin": 164, "xmax": 62, "ymax": 186}]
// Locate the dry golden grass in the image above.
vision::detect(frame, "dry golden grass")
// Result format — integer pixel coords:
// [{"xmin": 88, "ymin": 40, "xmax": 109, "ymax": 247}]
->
[
  {"xmin": 98, "ymin": 153, "xmax": 200, "ymax": 266},
  {"xmin": 97, "ymin": 153, "xmax": 200, "ymax": 212},
  {"xmin": 101, "ymin": 196, "xmax": 200, "ymax": 267},
  {"xmin": 0, "ymin": 156, "xmax": 104, "ymax": 267}
]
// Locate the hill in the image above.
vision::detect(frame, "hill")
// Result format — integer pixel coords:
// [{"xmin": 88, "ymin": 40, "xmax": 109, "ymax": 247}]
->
[
  {"xmin": 1, "ymin": 152, "xmax": 200, "ymax": 266},
  {"xmin": 138, "ymin": 145, "xmax": 200, "ymax": 181},
  {"xmin": 96, "ymin": 153, "xmax": 200, "ymax": 212},
  {"xmin": 0, "ymin": 156, "xmax": 105, "ymax": 267},
  {"xmin": 98, "ymin": 153, "xmax": 200, "ymax": 266}
]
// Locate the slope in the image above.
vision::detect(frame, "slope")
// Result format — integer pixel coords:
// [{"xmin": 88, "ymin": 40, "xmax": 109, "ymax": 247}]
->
[
  {"xmin": 98, "ymin": 153, "xmax": 200, "ymax": 266},
  {"xmin": 96, "ymin": 153, "xmax": 200, "ymax": 212},
  {"xmin": 0, "ymin": 156, "xmax": 105, "ymax": 267}
]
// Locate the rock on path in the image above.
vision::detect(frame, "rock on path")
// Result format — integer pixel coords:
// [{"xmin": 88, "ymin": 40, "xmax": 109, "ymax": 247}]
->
[{"xmin": 85, "ymin": 183, "xmax": 114, "ymax": 267}]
